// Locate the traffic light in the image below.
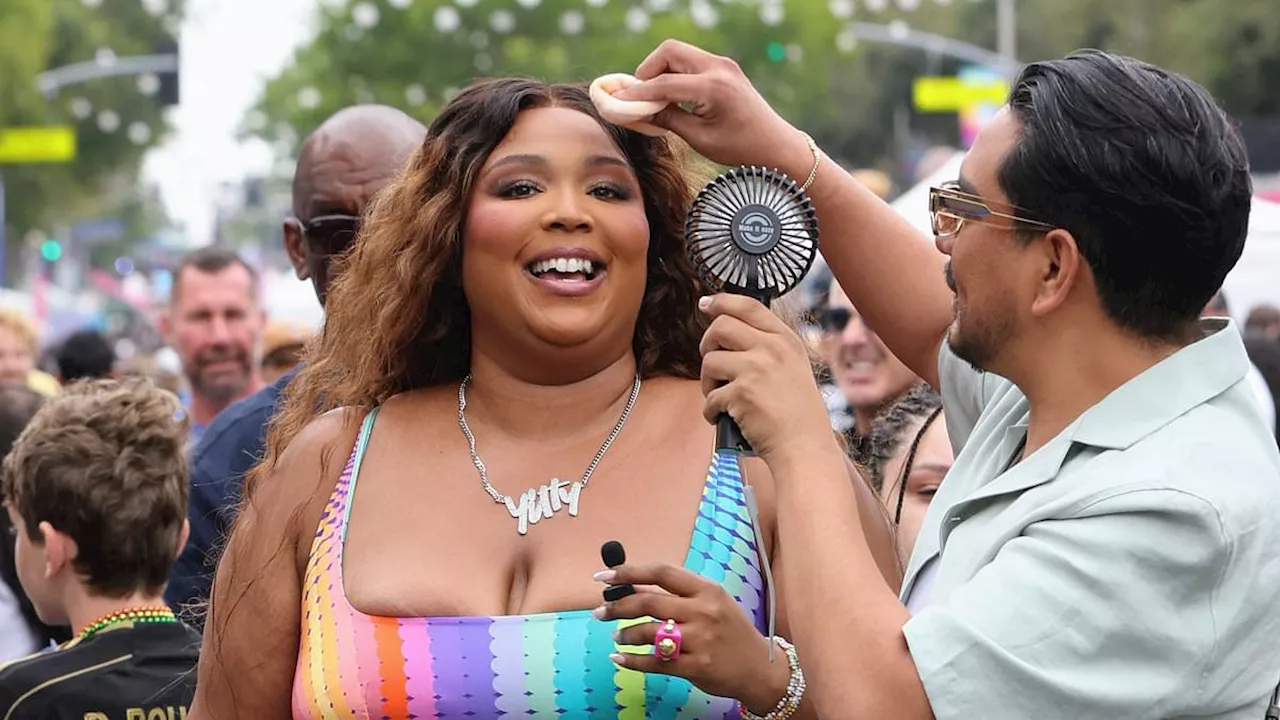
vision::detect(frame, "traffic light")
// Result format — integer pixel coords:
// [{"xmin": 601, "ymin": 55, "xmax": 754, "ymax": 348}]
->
[
  {"xmin": 39, "ymin": 239, "xmax": 63, "ymax": 262},
  {"xmin": 766, "ymin": 42, "xmax": 786, "ymax": 62},
  {"xmin": 155, "ymin": 38, "xmax": 180, "ymax": 107}
]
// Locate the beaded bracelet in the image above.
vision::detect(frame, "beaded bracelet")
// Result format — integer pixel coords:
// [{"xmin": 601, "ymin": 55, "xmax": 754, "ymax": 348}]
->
[{"xmin": 738, "ymin": 636, "xmax": 806, "ymax": 720}]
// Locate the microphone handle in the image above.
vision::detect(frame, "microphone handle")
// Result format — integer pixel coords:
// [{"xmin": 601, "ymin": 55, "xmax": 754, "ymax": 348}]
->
[{"xmin": 715, "ymin": 413, "xmax": 756, "ymax": 456}]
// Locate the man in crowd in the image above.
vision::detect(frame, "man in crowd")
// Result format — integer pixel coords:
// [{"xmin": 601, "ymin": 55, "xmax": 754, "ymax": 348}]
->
[
  {"xmin": 819, "ymin": 280, "xmax": 921, "ymax": 451},
  {"xmin": 166, "ymin": 105, "xmax": 427, "ymax": 617},
  {"xmin": 161, "ymin": 246, "xmax": 265, "ymax": 443}
]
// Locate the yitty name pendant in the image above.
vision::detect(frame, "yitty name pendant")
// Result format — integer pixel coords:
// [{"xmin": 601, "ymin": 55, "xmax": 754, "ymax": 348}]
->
[{"xmin": 503, "ymin": 477, "xmax": 583, "ymax": 535}]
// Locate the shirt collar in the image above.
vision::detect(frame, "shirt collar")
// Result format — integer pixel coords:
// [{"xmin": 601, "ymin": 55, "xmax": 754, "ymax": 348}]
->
[{"xmin": 1071, "ymin": 318, "xmax": 1249, "ymax": 450}]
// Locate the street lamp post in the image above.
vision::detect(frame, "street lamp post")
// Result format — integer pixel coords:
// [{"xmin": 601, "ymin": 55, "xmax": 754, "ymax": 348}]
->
[
  {"xmin": 35, "ymin": 52, "xmax": 179, "ymax": 96},
  {"xmin": 844, "ymin": 22, "xmax": 1022, "ymax": 78},
  {"xmin": 996, "ymin": 0, "xmax": 1017, "ymax": 71}
]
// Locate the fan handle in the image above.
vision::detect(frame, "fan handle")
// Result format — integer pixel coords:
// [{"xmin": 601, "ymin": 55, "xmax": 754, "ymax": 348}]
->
[
  {"xmin": 716, "ymin": 413, "xmax": 754, "ymax": 456},
  {"xmin": 714, "ymin": 294, "xmax": 772, "ymax": 457}
]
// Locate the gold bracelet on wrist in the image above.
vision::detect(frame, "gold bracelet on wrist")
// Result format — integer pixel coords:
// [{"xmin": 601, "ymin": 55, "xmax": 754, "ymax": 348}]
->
[
  {"xmin": 798, "ymin": 131, "xmax": 821, "ymax": 193},
  {"xmin": 738, "ymin": 637, "xmax": 806, "ymax": 720}
]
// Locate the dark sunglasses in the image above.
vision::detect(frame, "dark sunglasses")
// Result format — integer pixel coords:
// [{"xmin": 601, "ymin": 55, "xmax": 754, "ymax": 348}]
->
[
  {"xmin": 817, "ymin": 306, "xmax": 852, "ymax": 333},
  {"xmin": 296, "ymin": 214, "xmax": 362, "ymax": 257},
  {"xmin": 928, "ymin": 182, "xmax": 1053, "ymax": 238}
]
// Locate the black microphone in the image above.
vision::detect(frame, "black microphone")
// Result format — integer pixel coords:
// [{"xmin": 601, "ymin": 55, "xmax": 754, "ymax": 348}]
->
[
  {"xmin": 685, "ymin": 166, "xmax": 820, "ymax": 456},
  {"xmin": 600, "ymin": 540, "xmax": 635, "ymax": 602}
]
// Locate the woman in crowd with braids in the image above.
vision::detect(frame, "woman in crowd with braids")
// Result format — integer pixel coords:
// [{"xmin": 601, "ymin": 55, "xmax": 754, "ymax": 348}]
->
[{"xmin": 858, "ymin": 383, "xmax": 952, "ymax": 566}]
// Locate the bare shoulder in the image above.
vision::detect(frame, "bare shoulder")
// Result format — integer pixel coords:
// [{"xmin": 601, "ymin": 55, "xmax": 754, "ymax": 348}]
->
[
  {"xmin": 190, "ymin": 407, "xmax": 368, "ymax": 719},
  {"xmin": 224, "ymin": 408, "xmax": 363, "ymax": 571},
  {"xmin": 240, "ymin": 407, "xmax": 366, "ymax": 569},
  {"xmin": 258, "ymin": 408, "xmax": 361, "ymax": 495},
  {"xmin": 364, "ymin": 385, "xmax": 456, "ymax": 428},
  {"xmin": 274, "ymin": 406, "xmax": 365, "ymax": 476}
]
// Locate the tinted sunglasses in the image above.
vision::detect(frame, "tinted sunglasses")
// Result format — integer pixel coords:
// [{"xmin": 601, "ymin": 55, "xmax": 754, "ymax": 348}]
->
[
  {"xmin": 928, "ymin": 182, "xmax": 1053, "ymax": 238},
  {"xmin": 817, "ymin": 306, "xmax": 852, "ymax": 333},
  {"xmin": 297, "ymin": 214, "xmax": 362, "ymax": 257}
]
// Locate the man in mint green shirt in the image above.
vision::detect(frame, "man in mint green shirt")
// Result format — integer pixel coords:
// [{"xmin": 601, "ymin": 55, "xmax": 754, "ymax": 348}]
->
[
  {"xmin": 614, "ymin": 41, "xmax": 1280, "ymax": 718},
  {"xmin": 899, "ymin": 325, "xmax": 1279, "ymax": 718}
]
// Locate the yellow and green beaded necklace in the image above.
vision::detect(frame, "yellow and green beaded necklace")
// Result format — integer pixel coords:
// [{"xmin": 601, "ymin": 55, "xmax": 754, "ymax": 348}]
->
[{"xmin": 79, "ymin": 605, "xmax": 178, "ymax": 640}]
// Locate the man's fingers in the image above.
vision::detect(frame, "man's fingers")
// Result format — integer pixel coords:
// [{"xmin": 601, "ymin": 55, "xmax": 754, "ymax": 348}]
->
[
  {"xmin": 613, "ymin": 73, "xmax": 708, "ymax": 107},
  {"xmin": 634, "ymin": 39, "xmax": 723, "ymax": 80},
  {"xmin": 699, "ymin": 313, "xmax": 766, "ymax": 356},
  {"xmin": 700, "ymin": 294, "xmax": 793, "ymax": 335},
  {"xmin": 645, "ymin": 103, "xmax": 703, "ymax": 140}
]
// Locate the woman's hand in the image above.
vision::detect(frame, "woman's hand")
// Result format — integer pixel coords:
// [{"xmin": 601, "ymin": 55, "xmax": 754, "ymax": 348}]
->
[
  {"xmin": 698, "ymin": 294, "xmax": 837, "ymax": 466},
  {"xmin": 592, "ymin": 562, "xmax": 791, "ymax": 714}
]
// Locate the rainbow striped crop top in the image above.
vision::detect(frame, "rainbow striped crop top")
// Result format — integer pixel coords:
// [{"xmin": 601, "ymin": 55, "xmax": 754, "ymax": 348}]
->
[{"xmin": 292, "ymin": 407, "xmax": 768, "ymax": 719}]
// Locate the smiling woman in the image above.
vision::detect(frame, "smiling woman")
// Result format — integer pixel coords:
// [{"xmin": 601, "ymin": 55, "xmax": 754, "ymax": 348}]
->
[{"xmin": 188, "ymin": 78, "xmax": 900, "ymax": 720}]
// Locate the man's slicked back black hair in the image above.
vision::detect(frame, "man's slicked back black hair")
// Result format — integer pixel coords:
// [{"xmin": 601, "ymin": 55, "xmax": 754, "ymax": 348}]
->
[{"xmin": 998, "ymin": 49, "xmax": 1252, "ymax": 342}]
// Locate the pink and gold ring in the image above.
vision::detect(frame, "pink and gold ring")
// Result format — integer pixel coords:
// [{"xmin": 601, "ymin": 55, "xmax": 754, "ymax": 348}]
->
[{"xmin": 653, "ymin": 619, "xmax": 682, "ymax": 662}]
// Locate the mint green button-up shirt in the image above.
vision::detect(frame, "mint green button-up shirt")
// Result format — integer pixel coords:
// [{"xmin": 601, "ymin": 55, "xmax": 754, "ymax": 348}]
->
[{"xmin": 902, "ymin": 319, "xmax": 1280, "ymax": 719}]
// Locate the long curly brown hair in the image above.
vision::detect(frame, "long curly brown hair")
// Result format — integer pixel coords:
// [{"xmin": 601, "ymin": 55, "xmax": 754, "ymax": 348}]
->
[{"xmin": 251, "ymin": 77, "xmax": 712, "ymax": 490}]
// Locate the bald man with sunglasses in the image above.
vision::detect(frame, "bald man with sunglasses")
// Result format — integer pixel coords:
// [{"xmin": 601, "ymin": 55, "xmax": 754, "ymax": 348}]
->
[{"xmin": 166, "ymin": 106, "xmax": 427, "ymax": 621}]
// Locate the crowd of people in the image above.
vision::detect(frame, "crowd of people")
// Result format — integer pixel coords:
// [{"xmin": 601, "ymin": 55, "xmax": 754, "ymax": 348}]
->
[{"xmin": 1, "ymin": 36, "xmax": 1278, "ymax": 720}]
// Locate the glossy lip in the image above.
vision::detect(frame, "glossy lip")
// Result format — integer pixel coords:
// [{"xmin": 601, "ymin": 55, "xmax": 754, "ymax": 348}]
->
[{"xmin": 524, "ymin": 245, "xmax": 608, "ymax": 270}]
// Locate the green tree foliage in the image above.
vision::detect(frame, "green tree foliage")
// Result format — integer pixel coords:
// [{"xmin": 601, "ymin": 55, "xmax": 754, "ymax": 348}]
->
[
  {"xmin": 950, "ymin": 0, "xmax": 1280, "ymax": 116},
  {"xmin": 250, "ymin": 0, "xmax": 1280, "ymax": 187},
  {"xmin": 0, "ymin": 0, "xmax": 183, "ymax": 283},
  {"xmin": 249, "ymin": 0, "xmax": 978, "ymax": 172}
]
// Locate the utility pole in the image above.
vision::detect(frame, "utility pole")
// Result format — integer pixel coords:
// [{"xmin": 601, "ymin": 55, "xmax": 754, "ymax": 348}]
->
[
  {"xmin": 0, "ymin": 172, "xmax": 6, "ymax": 286},
  {"xmin": 996, "ymin": 0, "xmax": 1017, "ymax": 76}
]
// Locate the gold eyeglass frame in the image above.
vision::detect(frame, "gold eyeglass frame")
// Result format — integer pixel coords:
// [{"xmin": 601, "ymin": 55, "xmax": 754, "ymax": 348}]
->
[{"xmin": 929, "ymin": 181, "xmax": 1055, "ymax": 237}]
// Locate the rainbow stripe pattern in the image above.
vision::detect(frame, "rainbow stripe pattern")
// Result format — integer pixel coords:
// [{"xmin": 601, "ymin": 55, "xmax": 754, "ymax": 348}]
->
[{"xmin": 292, "ymin": 408, "xmax": 767, "ymax": 719}]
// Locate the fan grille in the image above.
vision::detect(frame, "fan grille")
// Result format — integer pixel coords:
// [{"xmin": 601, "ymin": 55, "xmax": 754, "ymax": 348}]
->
[{"xmin": 685, "ymin": 166, "xmax": 819, "ymax": 298}]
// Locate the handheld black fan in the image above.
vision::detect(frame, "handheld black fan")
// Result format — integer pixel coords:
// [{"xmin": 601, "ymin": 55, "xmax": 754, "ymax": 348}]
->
[{"xmin": 686, "ymin": 165, "xmax": 820, "ymax": 456}]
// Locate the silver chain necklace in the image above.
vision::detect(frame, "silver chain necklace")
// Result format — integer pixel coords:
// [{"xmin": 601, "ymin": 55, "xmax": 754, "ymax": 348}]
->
[{"xmin": 457, "ymin": 373, "xmax": 642, "ymax": 535}]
